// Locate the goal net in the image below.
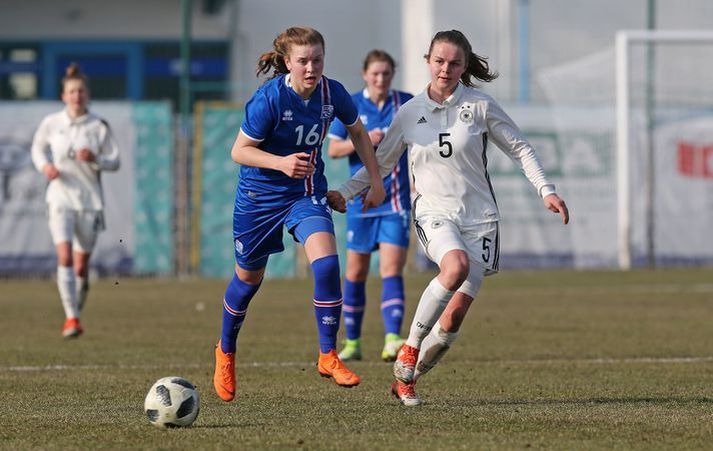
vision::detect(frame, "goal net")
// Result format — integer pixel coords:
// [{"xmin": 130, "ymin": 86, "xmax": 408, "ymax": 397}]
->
[{"xmin": 539, "ymin": 30, "xmax": 713, "ymax": 269}]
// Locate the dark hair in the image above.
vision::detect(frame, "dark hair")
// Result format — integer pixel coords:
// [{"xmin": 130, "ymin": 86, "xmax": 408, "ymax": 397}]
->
[
  {"xmin": 61, "ymin": 62, "xmax": 88, "ymax": 91},
  {"xmin": 424, "ymin": 30, "xmax": 498, "ymax": 87},
  {"xmin": 256, "ymin": 26, "xmax": 325, "ymax": 79},
  {"xmin": 362, "ymin": 49, "xmax": 396, "ymax": 73}
]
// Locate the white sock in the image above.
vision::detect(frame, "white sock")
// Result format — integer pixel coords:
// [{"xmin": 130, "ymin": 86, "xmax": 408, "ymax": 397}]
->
[
  {"xmin": 76, "ymin": 276, "xmax": 89, "ymax": 311},
  {"xmin": 414, "ymin": 321, "xmax": 459, "ymax": 381},
  {"xmin": 405, "ymin": 278, "xmax": 454, "ymax": 349},
  {"xmin": 57, "ymin": 266, "xmax": 79, "ymax": 319}
]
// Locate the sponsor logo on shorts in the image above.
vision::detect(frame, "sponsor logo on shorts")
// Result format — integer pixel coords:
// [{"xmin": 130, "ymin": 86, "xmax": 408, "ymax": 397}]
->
[
  {"xmin": 431, "ymin": 220, "xmax": 443, "ymax": 229},
  {"xmin": 234, "ymin": 239, "xmax": 244, "ymax": 255}
]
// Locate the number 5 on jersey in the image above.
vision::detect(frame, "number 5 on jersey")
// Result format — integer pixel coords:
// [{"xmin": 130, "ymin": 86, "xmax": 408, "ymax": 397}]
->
[{"xmin": 438, "ymin": 133, "xmax": 452, "ymax": 158}]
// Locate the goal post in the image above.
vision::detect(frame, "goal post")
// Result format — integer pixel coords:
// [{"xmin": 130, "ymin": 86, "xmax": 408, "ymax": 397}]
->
[{"xmin": 616, "ymin": 30, "xmax": 713, "ymax": 269}]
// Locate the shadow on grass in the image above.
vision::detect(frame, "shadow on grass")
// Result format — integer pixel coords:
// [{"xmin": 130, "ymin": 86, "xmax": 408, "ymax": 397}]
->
[{"xmin": 191, "ymin": 424, "xmax": 242, "ymax": 429}]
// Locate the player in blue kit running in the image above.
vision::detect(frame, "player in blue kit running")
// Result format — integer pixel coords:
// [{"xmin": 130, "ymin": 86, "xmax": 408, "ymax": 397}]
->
[
  {"xmin": 213, "ymin": 26, "xmax": 385, "ymax": 402},
  {"xmin": 327, "ymin": 50, "xmax": 413, "ymax": 362}
]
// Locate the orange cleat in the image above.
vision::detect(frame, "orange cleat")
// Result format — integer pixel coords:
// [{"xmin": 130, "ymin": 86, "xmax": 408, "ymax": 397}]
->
[
  {"xmin": 391, "ymin": 380, "xmax": 423, "ymax": 406},
  {"xmin": 61, "ymin": 318, "xmax": 83, "ymax": 338},
  {"xmin": 214, "ymin": 341, "xmax": 236, "ymax": 402},
  {"xmin": 317, "ymin": 350, "xmax": 361, "ymax": 387},
  {"xmin": 393, "ymin": 344, "xmax": 419, "ymax": 383}
]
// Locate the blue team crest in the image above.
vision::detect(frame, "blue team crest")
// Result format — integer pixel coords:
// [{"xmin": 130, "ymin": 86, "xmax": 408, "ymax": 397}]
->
[{"xmin": 321, "ymin": 105, "xmax": 334, "ymax": 120}]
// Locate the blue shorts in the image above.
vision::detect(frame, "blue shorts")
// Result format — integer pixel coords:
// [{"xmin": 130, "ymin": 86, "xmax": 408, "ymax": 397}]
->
[
  {"xmin": 233, "ymin": 195, "xmax": 334, "ymax": 270},
  {"xmin": 346, "ymin": 212, "xmax": 410, "ymax": 253}
]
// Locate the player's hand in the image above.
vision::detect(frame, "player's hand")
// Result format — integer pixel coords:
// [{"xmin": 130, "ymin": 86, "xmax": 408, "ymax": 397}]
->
[
  {"xmin": 543, "ymin": 194, "xmax": 569, "ymax": 224},
  {"xmin": 279, "ymin": 152, "xmax": 314, "ymax": 178},
  {"xmin": 42, "ymin": 163, "xmax": 60, "ymax": 181},
  {"xmin": 76, "ymin": 148, "xmax": 96, "ymax": 162},
  {"xmin": 368, "ymin": 129, "xmax": 385, "ymax": 146},
  {"xmin": 326, "ymin": 190, "xmax": 346, "ymax": 213},
  {"xmin": 362, "ymin": 184, "xmax": 386, "ymax": 212}
]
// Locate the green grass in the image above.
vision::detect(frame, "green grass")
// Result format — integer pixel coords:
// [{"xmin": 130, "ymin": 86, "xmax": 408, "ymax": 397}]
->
[{"xmin": 1, "ymin": 269, "xmax": 712, "ymax": 450}]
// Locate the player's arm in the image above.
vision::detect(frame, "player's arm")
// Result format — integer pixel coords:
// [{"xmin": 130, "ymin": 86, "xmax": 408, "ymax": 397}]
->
[
  {"xmin": 328, "ymin": 114, "xmax": 406, "ymax": 212},
  {"xmin": 231, "ymin": 131, "xmax": 314, "ymax": 179},
  {"xmin": 327, "ymin": 136, "xmax": 355, "ymax": 158},
  {"xmin": 87, "ymin": 121, "xmax": 120, "ymax": 171},
  {"xmin": 344, "ymin": 119, "xmax": 385, "ymax": 210},
  {"xmin": 328, "ymin": 129, "xmax": 384, "ymax": 159},
  {"xmin": 486, "ymin": 98, "xmax": 569, "ymax": 224},
  {"xmin": 31, "ymin": 118, "xmax": 59, "ymax": 180},
  {"xmin": 326, "ymin": 118, "xmax": 354, "ymax": 158}
]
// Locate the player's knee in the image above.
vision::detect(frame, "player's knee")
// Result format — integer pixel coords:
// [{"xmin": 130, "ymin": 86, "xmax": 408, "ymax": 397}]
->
[
  {"xmin": 379, "ymin": 261, "xmax": 403, "ymax": 278},
  {"xmin": 236, "ymin": 267, "xmax": 264, "ymax": 285},
  {"xmin": 58, "ymin": 254, "xmax": 73, "ymax": 267},
  {"xmin": 346, "ymin": 265, "xmax": 368, "ymax": 282},
  {"xmin": 439, "ymin": 254, "xmax": 470, "ymax": 290}
]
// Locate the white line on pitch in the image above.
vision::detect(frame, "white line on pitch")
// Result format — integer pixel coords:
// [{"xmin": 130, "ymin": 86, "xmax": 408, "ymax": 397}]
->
[{"xmin": 3, "ymin": 356, "xmax": 712, "ymax": 372}]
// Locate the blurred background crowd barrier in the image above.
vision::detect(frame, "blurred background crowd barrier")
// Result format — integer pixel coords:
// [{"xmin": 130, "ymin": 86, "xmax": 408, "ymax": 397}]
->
[{"xmin": 1, "ymin": 0, "xmax": 711, "ymax": 278}]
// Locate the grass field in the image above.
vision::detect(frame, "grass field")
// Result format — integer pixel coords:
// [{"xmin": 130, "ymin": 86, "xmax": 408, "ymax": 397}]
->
[{"xmin": 1, "ymin": 269, "xmax": 712, "ymax": 450}]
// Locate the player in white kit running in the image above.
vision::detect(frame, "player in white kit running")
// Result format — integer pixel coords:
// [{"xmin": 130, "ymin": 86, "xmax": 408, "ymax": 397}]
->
[
  {"xmin": 328, "ymin": 30, "xmax": 569, "ymax": 406},
  {"xmin": 31, "ymin": 63, "xmax": 120, "ymax": 338}
]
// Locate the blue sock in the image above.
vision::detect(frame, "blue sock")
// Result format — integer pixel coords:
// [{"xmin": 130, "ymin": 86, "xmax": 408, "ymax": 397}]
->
[
  {"xmin": 220, "ymin": 274, "xmax": 261, "ymax": 354},
  {"xmin": 311, "ymin": 255, "xmax": 342, "ymax": 353},
  {"xmin": 381, "ymin": 275, "xmax": 405, "ymax": 336},
  {"xmin": 342, "ymin": 279, "xmax": 366, "ymax": 340}
]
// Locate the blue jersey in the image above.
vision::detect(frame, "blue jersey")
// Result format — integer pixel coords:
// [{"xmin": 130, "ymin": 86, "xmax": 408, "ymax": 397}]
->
[
  {"xmin": 328, "ymin": 89, "xmax": 413, "ymax": 217},
  {"xmin": 239, "ymin": 74, "xmax": 359, "ymax": 204}
]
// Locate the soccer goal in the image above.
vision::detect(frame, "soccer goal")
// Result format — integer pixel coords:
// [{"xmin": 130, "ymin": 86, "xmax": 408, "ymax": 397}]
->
[{"xmin": 616, "ymin": 30, "xmax": 713, "ymax": 269}]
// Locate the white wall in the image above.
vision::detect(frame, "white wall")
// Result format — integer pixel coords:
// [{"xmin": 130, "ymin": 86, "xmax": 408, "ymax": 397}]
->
[
  {"xmin": 2, "ymin": 0, "xmax": 713, "ymax": 103},
  {"xmin": 0, "ymin": 0, "xmax": 229, "ymax": 39}
]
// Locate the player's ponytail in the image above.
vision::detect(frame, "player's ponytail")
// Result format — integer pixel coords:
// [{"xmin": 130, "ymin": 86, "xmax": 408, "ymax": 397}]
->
[
  {"xmin": 61, "ymin": 62, "xmax": 88, "ymax": 90},
  {"xmin": 425, "ymin": 30, "xmax": 498, "ymax": 87},
  {"xmin": 256, "ymin": 26, "xmax": 326, "ymax": 79}
]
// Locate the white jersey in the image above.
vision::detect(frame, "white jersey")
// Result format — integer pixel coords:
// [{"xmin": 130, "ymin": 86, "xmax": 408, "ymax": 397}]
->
[
  {"xmin": 31, "ymin": 109, "xmax": 120, "ymax": 210},
  {"xmin": 338, "ymin": 82, "xmax": 555, "ymax": 226}
]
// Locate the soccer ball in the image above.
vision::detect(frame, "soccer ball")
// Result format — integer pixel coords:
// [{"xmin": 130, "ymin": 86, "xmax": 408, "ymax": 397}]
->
[{"xmin": 144, "ymin": 377, "xmax": 200, "ymax": 428}]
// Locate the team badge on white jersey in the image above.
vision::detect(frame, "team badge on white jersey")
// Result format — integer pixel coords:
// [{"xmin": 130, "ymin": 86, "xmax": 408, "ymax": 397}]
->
[{"xmin": 459, "ymin": 105, "xmax": 474, "ymax": 123}]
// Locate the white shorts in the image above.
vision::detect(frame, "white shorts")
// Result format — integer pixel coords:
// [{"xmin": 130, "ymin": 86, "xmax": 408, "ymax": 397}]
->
[
  {"xmin": 48, "ymin": 204, "xmax": 105, "ymax": 253},
  {"xmin": 413, "ymin": 216, "xmax": 500, "ymax": 277}
]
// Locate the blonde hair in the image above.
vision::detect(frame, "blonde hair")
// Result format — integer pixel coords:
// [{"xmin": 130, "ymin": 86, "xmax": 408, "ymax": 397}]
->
[{"xmin": 256, "ymin": 26, "xmax": 325, "ymax": 79}]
